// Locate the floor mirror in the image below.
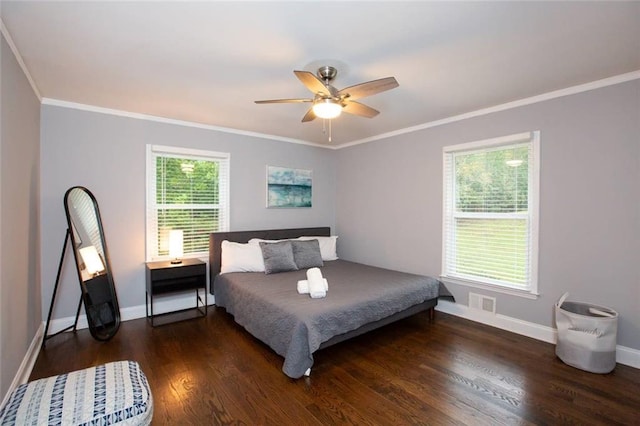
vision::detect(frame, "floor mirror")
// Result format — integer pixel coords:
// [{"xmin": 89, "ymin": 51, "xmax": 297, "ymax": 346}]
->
[{"xmin": 63, "ymin": 186, "xmax": 121, "ymax": 340}]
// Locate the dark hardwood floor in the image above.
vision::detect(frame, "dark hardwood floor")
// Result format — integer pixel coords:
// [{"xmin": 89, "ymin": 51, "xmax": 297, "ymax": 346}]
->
[{"xmin": 31, "ymin": 308, "xmax": 640, "ymax": 425}]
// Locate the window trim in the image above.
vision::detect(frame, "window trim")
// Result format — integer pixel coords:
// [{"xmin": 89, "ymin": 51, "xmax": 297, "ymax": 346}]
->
[
  {"xmin": 441, "ymin": 131, "xmax": 540, "ymax": 297},
  {"xmin": 146, "ymin": 144, "xmax": 230, "ymax": 262}
]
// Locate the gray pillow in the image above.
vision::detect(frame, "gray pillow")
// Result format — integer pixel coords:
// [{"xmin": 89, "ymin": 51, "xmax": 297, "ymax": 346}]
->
[
  {"xmin": 259, "ymin": 241, "xmax": 298, "ymax": 274},
  {"xmin": 291, "ymin": 239, "xmax": 324, "ymax": 269}
]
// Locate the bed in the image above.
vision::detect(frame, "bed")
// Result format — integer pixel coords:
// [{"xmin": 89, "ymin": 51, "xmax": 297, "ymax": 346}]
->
[{"xmin": 209, "ymin": 227, "xmax": 452, "ymax": 378}]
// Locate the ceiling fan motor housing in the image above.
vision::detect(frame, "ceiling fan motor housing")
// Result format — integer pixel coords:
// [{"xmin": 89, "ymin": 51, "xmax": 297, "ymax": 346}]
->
[{"xmin": 317, "ymin": 66, "xmax": 338, "ymax": 82}]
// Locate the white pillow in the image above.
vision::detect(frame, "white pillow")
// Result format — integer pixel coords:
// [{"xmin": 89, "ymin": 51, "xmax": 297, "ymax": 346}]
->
[
  {"xmin": 220, "ymin": 240, "xmax": 265, "ymax": 273},
  {"xmin": 296, "ymin": 236, "xmax": 338, "ymax": 261}
]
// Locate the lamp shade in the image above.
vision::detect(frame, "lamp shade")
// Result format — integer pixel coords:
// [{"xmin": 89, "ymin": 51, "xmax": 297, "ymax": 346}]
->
[
  {"xmin": 79, "ymin": 245, "xmax": 105, "ymax": 275},
  {"xmin": 312, "ymin": 99, "xmax": 342, "ymax": 119},
  {"xmin": 169, "ymin": 229, "xmax": 184, "ymax": 261}
]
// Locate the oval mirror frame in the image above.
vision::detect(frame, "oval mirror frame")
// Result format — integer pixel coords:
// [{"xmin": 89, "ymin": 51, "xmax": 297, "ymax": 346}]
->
[{"xmin": 64, "ymin": 186, "xmax": 121, "ymax": 341}]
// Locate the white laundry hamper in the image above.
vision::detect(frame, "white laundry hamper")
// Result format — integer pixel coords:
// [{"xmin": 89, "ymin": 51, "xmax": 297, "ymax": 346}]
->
[{"xmin": 555, "ymin": 292, "xmax": 618, "ymax": 374}]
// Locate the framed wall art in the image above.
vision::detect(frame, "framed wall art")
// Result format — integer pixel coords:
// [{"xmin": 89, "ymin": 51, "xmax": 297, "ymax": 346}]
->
[{"xmin": 266, "ymin": 166, "xmax": 312, "ymax": 208}]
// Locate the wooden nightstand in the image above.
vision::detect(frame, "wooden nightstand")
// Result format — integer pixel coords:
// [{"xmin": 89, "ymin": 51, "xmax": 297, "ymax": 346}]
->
[{"xmin": 145, "ymin": 258, "xmax": 207, "ymax": 326}]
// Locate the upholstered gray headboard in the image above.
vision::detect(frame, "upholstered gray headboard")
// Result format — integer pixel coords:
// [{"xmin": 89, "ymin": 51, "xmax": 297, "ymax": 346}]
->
[{"xmin": 209, "ymin": 227, "xmax": 331, "ymax": 294}]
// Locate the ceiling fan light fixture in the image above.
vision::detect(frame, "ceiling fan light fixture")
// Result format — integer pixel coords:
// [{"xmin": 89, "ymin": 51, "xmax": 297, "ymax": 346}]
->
[{"xmin": 312, "ymin": 98, "xmax": 342, "ymax": 119}]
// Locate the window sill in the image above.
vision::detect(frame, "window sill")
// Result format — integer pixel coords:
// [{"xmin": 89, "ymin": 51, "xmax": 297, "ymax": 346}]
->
[{"xmin": 440, "ymin": 276, "xmax": 539, "ymax": 300}]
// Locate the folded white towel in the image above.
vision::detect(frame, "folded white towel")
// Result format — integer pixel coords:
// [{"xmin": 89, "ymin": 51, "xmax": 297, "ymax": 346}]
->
[
  {"xmin": 297, "ymin": 279, "xmax": 329, "ymax": 294},
  {"xmin": 307, "ymin": 267, "xmax": 327, "ymax": 299}
]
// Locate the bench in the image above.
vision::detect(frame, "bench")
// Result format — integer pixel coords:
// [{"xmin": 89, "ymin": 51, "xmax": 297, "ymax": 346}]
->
[{"xmin": 0, "ymin": 360, "xmax": 153, "ymax": 425}]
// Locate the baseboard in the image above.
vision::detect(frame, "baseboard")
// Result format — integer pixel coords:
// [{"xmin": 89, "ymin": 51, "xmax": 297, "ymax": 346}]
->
[
  {"xmin": 47, "ymin": 292, "xmax": 216, "ymax": 334},
  {"xmin": 436, "ymin": 300, "xmax": 640, "ymax": 370},
  {"xmin": 615, "ymin": 345, "xmax": 640, "ymax": 369},
  {"xmin": 1, "ymin": 323, "xmax": 44, "ymax": 408}
]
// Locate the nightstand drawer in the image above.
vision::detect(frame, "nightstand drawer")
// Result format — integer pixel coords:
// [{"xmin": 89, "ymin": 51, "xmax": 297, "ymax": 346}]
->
[
  {"xmin": 151, "ymin": 274, "xmax": 205, "ymax": 294},
  {"xmin": 148, "ymin": 262, "xmax": 206, "ymax": 281}
]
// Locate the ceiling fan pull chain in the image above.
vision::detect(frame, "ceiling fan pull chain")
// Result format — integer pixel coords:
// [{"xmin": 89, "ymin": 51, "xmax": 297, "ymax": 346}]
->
[
  {"xmin": 320, "ymin": 118, "xmax": 332, "ymax": 142},
  {"xmin": 329, "ymin": 120, "xmax": 332, "ymax": 142}
]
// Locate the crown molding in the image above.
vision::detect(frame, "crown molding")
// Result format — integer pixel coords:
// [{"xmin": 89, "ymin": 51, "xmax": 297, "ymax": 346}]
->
[
  {"xmin": 335, "ymin": 70, "xmax": 640, "ymax": 149},
  {"xmin": 0, "ymin": 19, "xmax": 42, "ymax": 101},
  {"xmin": 41, "ymin": 98, "xmax": 329, "ymax": 149},
  {"xmin": 36, "ymin": 68, "xmax": 640, "ymax": 151}
]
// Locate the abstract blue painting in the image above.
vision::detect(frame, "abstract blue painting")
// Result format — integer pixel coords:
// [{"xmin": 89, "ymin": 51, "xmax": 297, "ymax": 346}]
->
[{"xmin": 267, "ymin": 166, "xmax": 312, "ymax": 208}]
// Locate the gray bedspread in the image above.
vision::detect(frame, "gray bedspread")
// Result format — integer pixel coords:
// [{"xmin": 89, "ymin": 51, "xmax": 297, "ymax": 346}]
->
[{"xmin": 214, "ymin": 259, "xmax": 442, "ymax": 378}]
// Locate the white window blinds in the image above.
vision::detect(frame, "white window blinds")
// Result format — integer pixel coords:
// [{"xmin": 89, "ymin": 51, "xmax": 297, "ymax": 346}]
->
[
  {"xmin": 443, "ymin": 132, "xmax": 539, "ymax": 293},
  {"xmin": 146, "ymin": 145, "xmax": 230, "ymax": 261}
]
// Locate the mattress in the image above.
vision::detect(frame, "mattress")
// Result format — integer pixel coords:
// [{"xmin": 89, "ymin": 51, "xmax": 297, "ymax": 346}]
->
[{"xmin": 214, "ymin": 259, "xmax": 442, "ymax": 378}]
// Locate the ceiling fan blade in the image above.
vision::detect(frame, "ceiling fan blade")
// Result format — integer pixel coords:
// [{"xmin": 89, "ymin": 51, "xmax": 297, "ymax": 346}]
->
[
  {"xmin": 342, "ymin": 100, "xmax": 379, "ymax": 118},
  {"xmin": 338, "ymin": 77, "xmax": 399, "ymax": 101},
  {"xmin": 255, "ymin": 98, "xmax": 312, "ymax": 104},
  {"xmin": 294, "ymin": 70, "xmax": 330, "ymax": 96},
  {"xmin": 301, "ymin": 108, "xmax": 316, "ymax": 122}
]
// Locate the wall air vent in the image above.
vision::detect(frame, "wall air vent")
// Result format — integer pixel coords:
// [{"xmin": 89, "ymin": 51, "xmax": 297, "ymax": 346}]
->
[{"xmin": 469, "ymin": 292, "xmax": 496, "ymax": 314}]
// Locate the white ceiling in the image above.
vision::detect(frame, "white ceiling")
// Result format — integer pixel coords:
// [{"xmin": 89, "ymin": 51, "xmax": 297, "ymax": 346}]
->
[{"xmin": 2, "ymin": 1, "xmax": 639, "ymax": 146}]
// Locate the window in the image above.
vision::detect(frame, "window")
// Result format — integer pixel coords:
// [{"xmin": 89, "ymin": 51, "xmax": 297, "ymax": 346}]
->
[
  {"xmin": 146, "ymin": 145, "xmax": 229, "ymax": 261},
  {"xmin": 442, "ymin": 132, "xmax": 539, "ymax": 295}
]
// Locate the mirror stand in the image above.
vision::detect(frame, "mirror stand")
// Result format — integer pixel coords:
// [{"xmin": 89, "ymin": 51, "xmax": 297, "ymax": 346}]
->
[{"xmin": 42, "ymin": 229, "xmax": 83, "ymax": 348}]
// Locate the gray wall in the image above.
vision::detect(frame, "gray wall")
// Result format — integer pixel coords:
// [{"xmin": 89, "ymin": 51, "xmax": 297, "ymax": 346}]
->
[
  {"xmin": 40, "ymin": 106, "xmax": 336, "ymax": 319},
  {"xmin": 336, "ymin": 80, "xmax": 640, "ymax": 350},
  {"xmin": 0, "ymin": 34, "xmax": 41, "ymax": 398}
]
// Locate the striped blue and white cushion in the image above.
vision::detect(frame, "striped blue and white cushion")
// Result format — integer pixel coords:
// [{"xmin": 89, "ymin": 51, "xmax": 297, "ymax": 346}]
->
[{"xmin": 0, "ymin": 360, "xmax": 153, "ymax": 426}]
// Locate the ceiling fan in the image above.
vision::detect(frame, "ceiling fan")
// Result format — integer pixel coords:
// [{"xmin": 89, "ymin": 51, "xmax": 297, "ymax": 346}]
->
[{"xmin": 255, "ymin": 66, "xmax": 399, "ymax": 123}]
